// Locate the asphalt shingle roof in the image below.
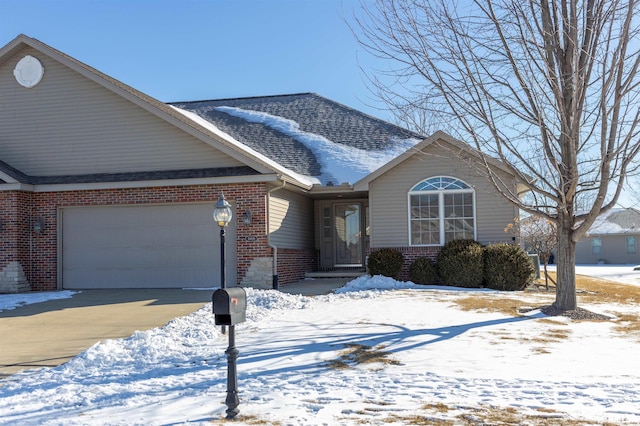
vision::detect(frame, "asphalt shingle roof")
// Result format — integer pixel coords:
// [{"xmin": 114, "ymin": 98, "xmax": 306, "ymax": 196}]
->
[
  {"xmin": 170, "ymin": 93, "xmax": 423, "ymax": 178},
  {"xmin": 588, "ymin": 208, "xmax": 640, "ymax": 235}
]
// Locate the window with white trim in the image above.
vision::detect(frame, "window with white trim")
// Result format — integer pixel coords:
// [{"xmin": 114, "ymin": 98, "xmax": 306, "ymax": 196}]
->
[
  {"xmin": 591, "ymin": 237, "xmax": 602, "ymax": 255},
  {"xmin": 409, "ymin": 177, "xmax": 476, "ymax": 246},
  {"xmin": 626, "ymin": 236, "xmax": 636, "ymax": 254}
]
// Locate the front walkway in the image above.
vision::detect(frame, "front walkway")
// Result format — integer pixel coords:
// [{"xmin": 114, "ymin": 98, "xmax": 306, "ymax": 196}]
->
[{"xmin": 279, "ymin": 277, "xmax": 351, "ymax": 296}]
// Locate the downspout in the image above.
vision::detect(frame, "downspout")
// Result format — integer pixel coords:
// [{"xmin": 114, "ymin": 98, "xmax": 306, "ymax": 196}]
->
[{"xmin": 267, "ymin": 180, "xmax": 286, "ymax": 289}]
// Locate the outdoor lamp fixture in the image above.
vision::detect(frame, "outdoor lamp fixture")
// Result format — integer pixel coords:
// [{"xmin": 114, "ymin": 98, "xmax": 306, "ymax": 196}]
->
[
  {"xmin": 212, "ymin": 192, "xmax": 240, "ymax": 418},
  {"xmin": 213, "ymin": 193, "xmax": 233, "ymax": 230},
  {"xmin": 33, "ymin": 218, "xmax": 45, "ymax": 234},
  {"xmin": 242, "ymin": 209, "xmax": 252, "ymax": 226}
]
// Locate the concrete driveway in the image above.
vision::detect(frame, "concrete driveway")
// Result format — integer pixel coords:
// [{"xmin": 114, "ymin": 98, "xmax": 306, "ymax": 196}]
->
[
  {"xmin": 0, "ymin": 289, "xmax": 212, "ymax": 378},
  {"xmin": 0, "ymin": 278, "xmax": 347, "ymax": 379}
]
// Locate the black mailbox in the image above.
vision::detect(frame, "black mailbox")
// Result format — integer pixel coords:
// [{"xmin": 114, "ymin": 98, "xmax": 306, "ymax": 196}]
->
[{"xmin": 212, "ymin": 287, "xmax": 247, "ymax": 325}]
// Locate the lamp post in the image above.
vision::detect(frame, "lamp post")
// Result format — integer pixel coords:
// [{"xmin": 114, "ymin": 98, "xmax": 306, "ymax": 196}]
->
[
  {"xmin": 212, "ymin": 193, "xmax": 240, "ymax": 419},
  {"xmin": 213, "ymin": 193, "xmax": 232, "ymax": 289}
]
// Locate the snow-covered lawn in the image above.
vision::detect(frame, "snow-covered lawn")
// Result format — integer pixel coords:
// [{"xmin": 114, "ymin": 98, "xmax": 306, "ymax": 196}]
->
[
  {"xmin": 1, "ymin": 266, "xmax": 639, "ymax": 425},
  {"xmin": 573, "ymin": 264, "xmax": 640, "ymax": 287}
]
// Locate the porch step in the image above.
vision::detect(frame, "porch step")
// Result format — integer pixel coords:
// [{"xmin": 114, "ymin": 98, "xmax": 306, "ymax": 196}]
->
[{"xmin": 305, "ymin": 271, "xmax": 366, "ymax": 279}]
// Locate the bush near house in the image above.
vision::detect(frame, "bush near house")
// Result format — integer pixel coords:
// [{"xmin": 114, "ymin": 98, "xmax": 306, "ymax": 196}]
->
[
  {"xmin": 436, "ymin": 239, "xmax": 484, "ymax": 288},
  {"xmin": 483, "ymin": 243, "xmax": 536, "ymax": 291},
  {"xmin": 368, "ymin": 248, "xmax": 404, "ymax": 279},
  {"xmin": 408, "ymin": 240, "xmax": 536, "ymax": 291},
  {"xmin": 409, "ymin": 257, "xmax": 439, "ymax": 285}
]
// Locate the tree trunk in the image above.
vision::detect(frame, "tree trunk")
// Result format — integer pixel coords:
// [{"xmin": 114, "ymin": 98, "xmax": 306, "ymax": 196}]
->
[{"xmin": 555, "ymin": 228, "xmax": 577, "ymax": 310}]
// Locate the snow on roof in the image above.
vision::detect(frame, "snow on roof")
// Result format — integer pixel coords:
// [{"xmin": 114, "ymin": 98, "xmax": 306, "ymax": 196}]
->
[
  {"xmin": 215, "ymin": 106, "xmax": 421, "ymax": 185},
  {"xmin": 169, "ymin": 106, "xmax": 320, "ymax": 187},
  {"xmin": 587, "ymin": 208, "xmax": 640, "ymax": 235}
]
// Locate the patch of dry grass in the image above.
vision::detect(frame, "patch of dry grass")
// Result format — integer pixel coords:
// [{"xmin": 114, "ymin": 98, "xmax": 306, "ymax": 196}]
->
[
  {"xmin": 215, "ymin": 414, "xmax": 281, "ymax": 424},
  {"xmin": 338, "ymin": 403, "xmax": 623, "ymax": 425},
  {"xmin": 326, "ymin": 343, "xmax": 401, "ymax": 370},
  {"xmin": 423, "ymin": 402, "xmax": 453, "ymax": 413},
  {"xmin": 611, "ymin": 312, "xmax": 640, "ymax": 340},
  {"xmin": 379, "ymin": 415, "xmax": 454, "ymax": 425},
  {"xmin": 455, "ymin": 273, "xmax": 639, "ymax": 322},
  {"xmin": 454, "ymin": 296, "xmax": 535, "ymax": 316},
  {"xmin": 542, "ymin": 272, "xmax": 640, "ymax": 304},
  {"xmin": 453, "ymin": 405, "xmax": 616, "ymax": 425},
  {"xmin": 537, "ymin": 318, "xmax": 567, "ymax": 325}
]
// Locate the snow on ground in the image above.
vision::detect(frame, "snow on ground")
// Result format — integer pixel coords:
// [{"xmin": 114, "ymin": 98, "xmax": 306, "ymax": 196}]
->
[
  {"xmin": 0, "ymin": 267, "xmax": 639, "ymax": 425},
  {"xmin": 576, "ymin": 264, "xmax": 640, "ymax": 287},
  {"xmin": 0, "ymin": 290, "xmax": 76, "ymax": 312}
]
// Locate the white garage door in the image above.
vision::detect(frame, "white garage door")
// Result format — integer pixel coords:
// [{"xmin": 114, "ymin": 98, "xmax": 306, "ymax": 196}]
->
[{"xmin": 61, "ymin": 203, "xmax": 237, "ymax": 289}]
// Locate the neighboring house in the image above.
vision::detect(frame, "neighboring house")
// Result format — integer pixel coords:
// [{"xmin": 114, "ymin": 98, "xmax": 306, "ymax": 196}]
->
[
  {"xmin": 0, "ymin": 34, "xmax": 524, "ymax": 293},
  {"xmin": 575, "ymin": 208, "xmax": 640, "ymax": 265}
]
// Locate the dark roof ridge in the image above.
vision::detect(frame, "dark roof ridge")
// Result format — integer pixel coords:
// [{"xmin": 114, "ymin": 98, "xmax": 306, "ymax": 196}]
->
[
  {"xmin": 170, "ymin": 92, "xmax": 316, "ymax": 105},
  {"xmin": 305, "ymin": 93, "xmax": 425, "ymax": 139},
  {"xmin": 169, "ymin": 92, "xmax": 424, "ymax": 139}
]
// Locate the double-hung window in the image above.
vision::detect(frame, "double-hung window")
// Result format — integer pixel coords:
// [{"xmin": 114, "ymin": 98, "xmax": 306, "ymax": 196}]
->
[
  {"xmin": 409, "ymin": 177, "xmax": 476, "ymax": 246},
  {"xmin": 591, "ymin": 238, "xmax": 602, "ymax": 255}
]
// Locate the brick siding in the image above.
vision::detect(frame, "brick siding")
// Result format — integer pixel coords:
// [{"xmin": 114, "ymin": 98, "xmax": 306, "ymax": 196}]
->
[
  {"xmin": 0, "ymin": 183, "xmax": 272, "ymax": 291},
  {"xmin": 368, "ymin": 246, "xmax": 441, "ymax": 281},
  {"xmin": 276, "ymin": 248, "xmax": 318, "ymax": 285}
]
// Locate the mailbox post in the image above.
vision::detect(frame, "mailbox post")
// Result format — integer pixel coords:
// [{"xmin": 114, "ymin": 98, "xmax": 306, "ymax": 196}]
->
[
  {"xmin": 212, "ymin": 193, "xmax": 246, "ymax": 419},
  {"xmin": 213, "ymin": 287, "xmax": 246, "ymax": 419}
]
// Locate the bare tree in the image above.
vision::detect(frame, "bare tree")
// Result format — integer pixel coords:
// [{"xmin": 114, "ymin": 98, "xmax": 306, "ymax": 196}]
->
[{"xmin": 353, "ymin": 0, "xmax": 640, "ymax": 310}]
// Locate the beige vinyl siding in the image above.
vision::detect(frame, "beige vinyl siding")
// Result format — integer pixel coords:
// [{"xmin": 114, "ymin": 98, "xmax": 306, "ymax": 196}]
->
[
  {"xmin": 369, "ymin": 144, "xmax": 518, "ymax": 248},
  {"xmin": 576, "ymin": 235, "xmax": 640, "ymax": 264},
  {"xmin": 269, "ymin": 188, "xmax": 314, "ymax": 249},
  {"xmin": 0, "ymin": 47, "xmax": 243, "ymax": 176}
]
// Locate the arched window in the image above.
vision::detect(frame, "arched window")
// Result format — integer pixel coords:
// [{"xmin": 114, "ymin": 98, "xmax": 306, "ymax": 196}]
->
[{"xmin": 408, "ymin": 177, "xmax": 476, "ymax": 246}]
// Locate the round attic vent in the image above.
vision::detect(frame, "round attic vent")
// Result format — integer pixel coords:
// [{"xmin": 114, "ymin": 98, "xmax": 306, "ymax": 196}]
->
[{"xmin": 13, "ymin": 55, "xmax": 44, "ymax": 88}]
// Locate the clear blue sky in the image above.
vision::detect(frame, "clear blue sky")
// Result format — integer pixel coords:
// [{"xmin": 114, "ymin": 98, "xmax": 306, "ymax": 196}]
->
[{"xmin": 0, "ymin": 0, "xmax": 389, "ymax": 119}]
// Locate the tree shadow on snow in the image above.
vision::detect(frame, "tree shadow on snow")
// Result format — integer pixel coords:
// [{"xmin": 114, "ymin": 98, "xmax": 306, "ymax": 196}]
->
[{"xmin": 236, "ymin": 312, "xmax": 543, "ymax": 378}]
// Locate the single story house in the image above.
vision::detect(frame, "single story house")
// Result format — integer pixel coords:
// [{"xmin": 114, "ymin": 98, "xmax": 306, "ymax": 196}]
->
[
  {"xmin": 575, "ymin": 208, "xmax": 640, "ymax": 264},
  {"xmin": 0, "ymin": 35, "xmax": 523, "ymax": 293}
]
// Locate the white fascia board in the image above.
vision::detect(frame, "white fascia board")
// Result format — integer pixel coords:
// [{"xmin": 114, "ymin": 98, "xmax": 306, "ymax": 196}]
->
[
  {"xmin": 0, "ymin": 183, "xmax": 34, "ymax": 191},
  {"xmin": 0, "ymin": 171, "xmax": 18, "ymax": 183}
]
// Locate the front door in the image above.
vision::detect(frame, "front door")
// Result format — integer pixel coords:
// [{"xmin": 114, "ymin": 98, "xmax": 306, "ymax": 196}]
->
[
  {"xmin": 334, "ymin": 203, "xmax": 363, "ymax": 267},
  {"xmin": 318, "ymin": 200, "xmax": 368, "ymax": 270}
]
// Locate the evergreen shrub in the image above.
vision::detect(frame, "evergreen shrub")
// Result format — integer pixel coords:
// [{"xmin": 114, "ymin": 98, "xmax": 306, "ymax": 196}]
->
[
  {"xmin": 409, "ymin": 257, "xmax": 439, "ymax": 285},
  {"xmin": 483, "ymin": 243, "xmax": 536, "ymax": 291},
  {"xmin": 436, "ymin": 239, "xmax": 484, "ymax": 288},
  {"xmin": 368, "ymin": 248, "xmax": 404, "ymax": 279}
]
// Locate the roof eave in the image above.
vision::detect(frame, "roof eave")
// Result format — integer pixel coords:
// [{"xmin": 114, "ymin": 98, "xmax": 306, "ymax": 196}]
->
[{"xmin": 0, "ymin": 174, "xmax": 283, "ymax": 193}]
